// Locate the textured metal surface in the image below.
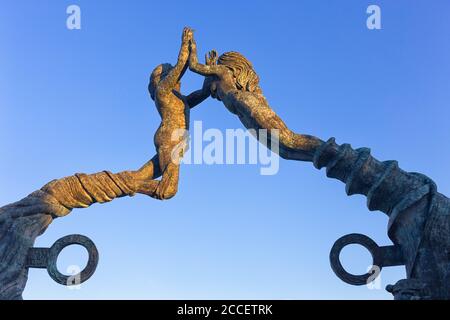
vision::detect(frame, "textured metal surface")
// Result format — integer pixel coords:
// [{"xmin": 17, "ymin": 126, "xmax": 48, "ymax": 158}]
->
[
  {"xmin": 312, "ymin": 138, "xmax": 450, "ymax": 299},
  {"xmin": 1, "ymin": 27, "xmax": 450, "ymax": 299},
  {"xmin": 26, "ymin": 234, "xmax": 99, "ymax": 286},
  {"xmin": 330, "ymin": 233, "xmax": 404, "ymax": 286}
]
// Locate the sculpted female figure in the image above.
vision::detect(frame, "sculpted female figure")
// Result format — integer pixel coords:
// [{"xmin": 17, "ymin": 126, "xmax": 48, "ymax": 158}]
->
[
  {"xmin": 188, "ymin": 33, "xmax": 323, "ymax": 162},
  {"xmin": 187, "ymin": 31, "xmax": 450, "ymax": 300}
]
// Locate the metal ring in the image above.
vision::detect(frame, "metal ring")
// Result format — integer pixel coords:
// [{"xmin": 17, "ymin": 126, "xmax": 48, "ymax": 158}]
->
[
  {"xmin": 47, "ymin": 234, "xmax": 99, "ymax": 286},
  {"xmin": 329, "ymin": 233, "xmax": 382, "ymax": 286}
]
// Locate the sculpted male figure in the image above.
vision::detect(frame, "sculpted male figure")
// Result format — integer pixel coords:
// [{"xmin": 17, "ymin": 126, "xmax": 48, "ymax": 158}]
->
[
  {"xmin": 147, "ymin": 26, "xmax": 211, "ymax": 199},
  {"xmin": 0, "ymin": 27, "xmax": 212, "ymax": 299}
]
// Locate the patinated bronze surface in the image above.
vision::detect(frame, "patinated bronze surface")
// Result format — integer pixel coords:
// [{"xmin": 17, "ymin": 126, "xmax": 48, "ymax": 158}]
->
[
  {"xmin": 26, "ymin": 234, "xmax": 98, "ymax": 286},
  {"xmin": 1, "ymin": 28, "xmax": 449, "ymax": 300},
  {"xmin": 148, "ymin": 27, "xmax": 210, "ymax": 200}
]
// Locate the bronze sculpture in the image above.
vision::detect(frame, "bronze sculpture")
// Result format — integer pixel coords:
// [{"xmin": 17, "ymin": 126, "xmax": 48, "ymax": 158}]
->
[
  {"xmin": 1, "ymin": 28, "xmax": 449, "ymax": 300},
  {"xmin": 147, "ymin": 27, "xmax": 211, "ymax": 200}
]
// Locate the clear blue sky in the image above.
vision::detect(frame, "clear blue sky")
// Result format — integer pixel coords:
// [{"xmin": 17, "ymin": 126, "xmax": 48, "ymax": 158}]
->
[{"xmin": 1, "ymin": 0, "xmax": 449, "ymax": 299}]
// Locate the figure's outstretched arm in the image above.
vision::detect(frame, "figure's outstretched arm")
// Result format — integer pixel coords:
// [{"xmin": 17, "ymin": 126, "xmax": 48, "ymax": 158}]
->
[
  {"xmin": 159, "ymin": 27, "xmax": 192, "ymax": 90},
  {"xmin": 186, "ymin": 89, "xmax": 209, "ymax": 108},
  {"xmin": 185, "ymin": 49, "xmax": 219, "ymax": 108},
  {"xmin": 188, "ymin": 37, "xmax": 228, "ymax": 77}
]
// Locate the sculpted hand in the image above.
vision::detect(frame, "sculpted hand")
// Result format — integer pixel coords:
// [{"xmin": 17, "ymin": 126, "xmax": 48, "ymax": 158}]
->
[
  {"xmin": 205, "ymin": 50, "xmax": 218, "ymax": 66},
  {"xmin": 188, "ymin": 31, "xmax": 198, "ymax": 65},
  {"xmin": 182, "ymin": 27, "xmax": 193, "ymax": 45},
  {"xmin": 189, "ymin": 35, "xmax": 196, "ymax": 52},
  {"xmin": 177, "ymin": 27, "xmax": 192, "ymax": 68}
]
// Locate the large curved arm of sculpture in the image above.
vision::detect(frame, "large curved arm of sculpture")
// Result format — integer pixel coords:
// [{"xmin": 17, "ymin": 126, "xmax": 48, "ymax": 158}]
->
[
  {"xmin": 41, "ymin": 169, "xmax": 156, "ymax": 216},
  {"xmin": 188, "ymin": 37, "xmax": 450, "ymax": 297},
  {"xmin": 311, "ymin": 138, "xmax": 450, "ymax": 299},
  {"xmin": 227, "ymin": 89, "xmax": 450, "ymax": 298},
  {"xmin": 0, "ymin": 155, "xmax": 162, "ymax": 299},
  {"xmin": 269, "ymin": 128, "xmax": 450, "ymax": 299}
]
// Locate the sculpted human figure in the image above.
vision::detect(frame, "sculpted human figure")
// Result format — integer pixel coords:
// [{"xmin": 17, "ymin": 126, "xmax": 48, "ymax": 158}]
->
[
  {"xmin": 188, "ymin": 33, "xmax": 323, "ymax": 162},
  {"xmin": 187, "ymin": 31, "xmax": 450, "ymax": 300},
  {"xmin": 0, "ymin": 27, "xmax": 212, "ymax": 299},
  {"xmin": 147, "ymin": 26, "xmax": 211, "ymax": 199},
  {"xmin": 2, "ymin": 27, "xmax": 450, "ymax": 301}
]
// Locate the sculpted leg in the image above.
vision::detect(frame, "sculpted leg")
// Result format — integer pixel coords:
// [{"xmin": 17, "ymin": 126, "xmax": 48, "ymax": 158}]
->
[
  {"xmin": 155, "ymin": 163, "xmax": 180, "ymax": 200},
  {"xmin": 152, "ymin": 140, "xmax": 185, "ymax": 200},
  {"xmin": 132, "ymin": 154, "xmax": 162, "ymax": 180}
]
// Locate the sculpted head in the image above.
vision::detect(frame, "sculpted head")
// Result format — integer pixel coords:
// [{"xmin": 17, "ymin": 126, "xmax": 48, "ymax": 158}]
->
[
  {"xmin": 148, "ymin": 63, "xmax": 177, "ymax": 100},
  {"xmin": 216, "ymin": 51, "xmax": 261, "ymax": 94}
]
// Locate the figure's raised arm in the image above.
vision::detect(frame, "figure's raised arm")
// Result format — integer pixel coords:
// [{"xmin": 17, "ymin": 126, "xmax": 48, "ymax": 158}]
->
[
  {"xmin": 159, "ymin": 27, "xmax": 192, "ymax": 90},
  {"xmin": 185, "ymin": 52, "xmax": 218, "ymax": 108},
  {"xmin": 188, "ymin": 36, "xmax": 228, "ymax": 78},
  {"xmin": 185, "ymin": 88, "xmax": 209, "ymax": 108}
]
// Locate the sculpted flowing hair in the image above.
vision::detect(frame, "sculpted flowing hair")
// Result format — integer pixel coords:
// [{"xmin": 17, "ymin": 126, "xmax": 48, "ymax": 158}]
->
[{"xmin": 217, "ymin": 52, "xmax": 261, "ymax": 93}]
